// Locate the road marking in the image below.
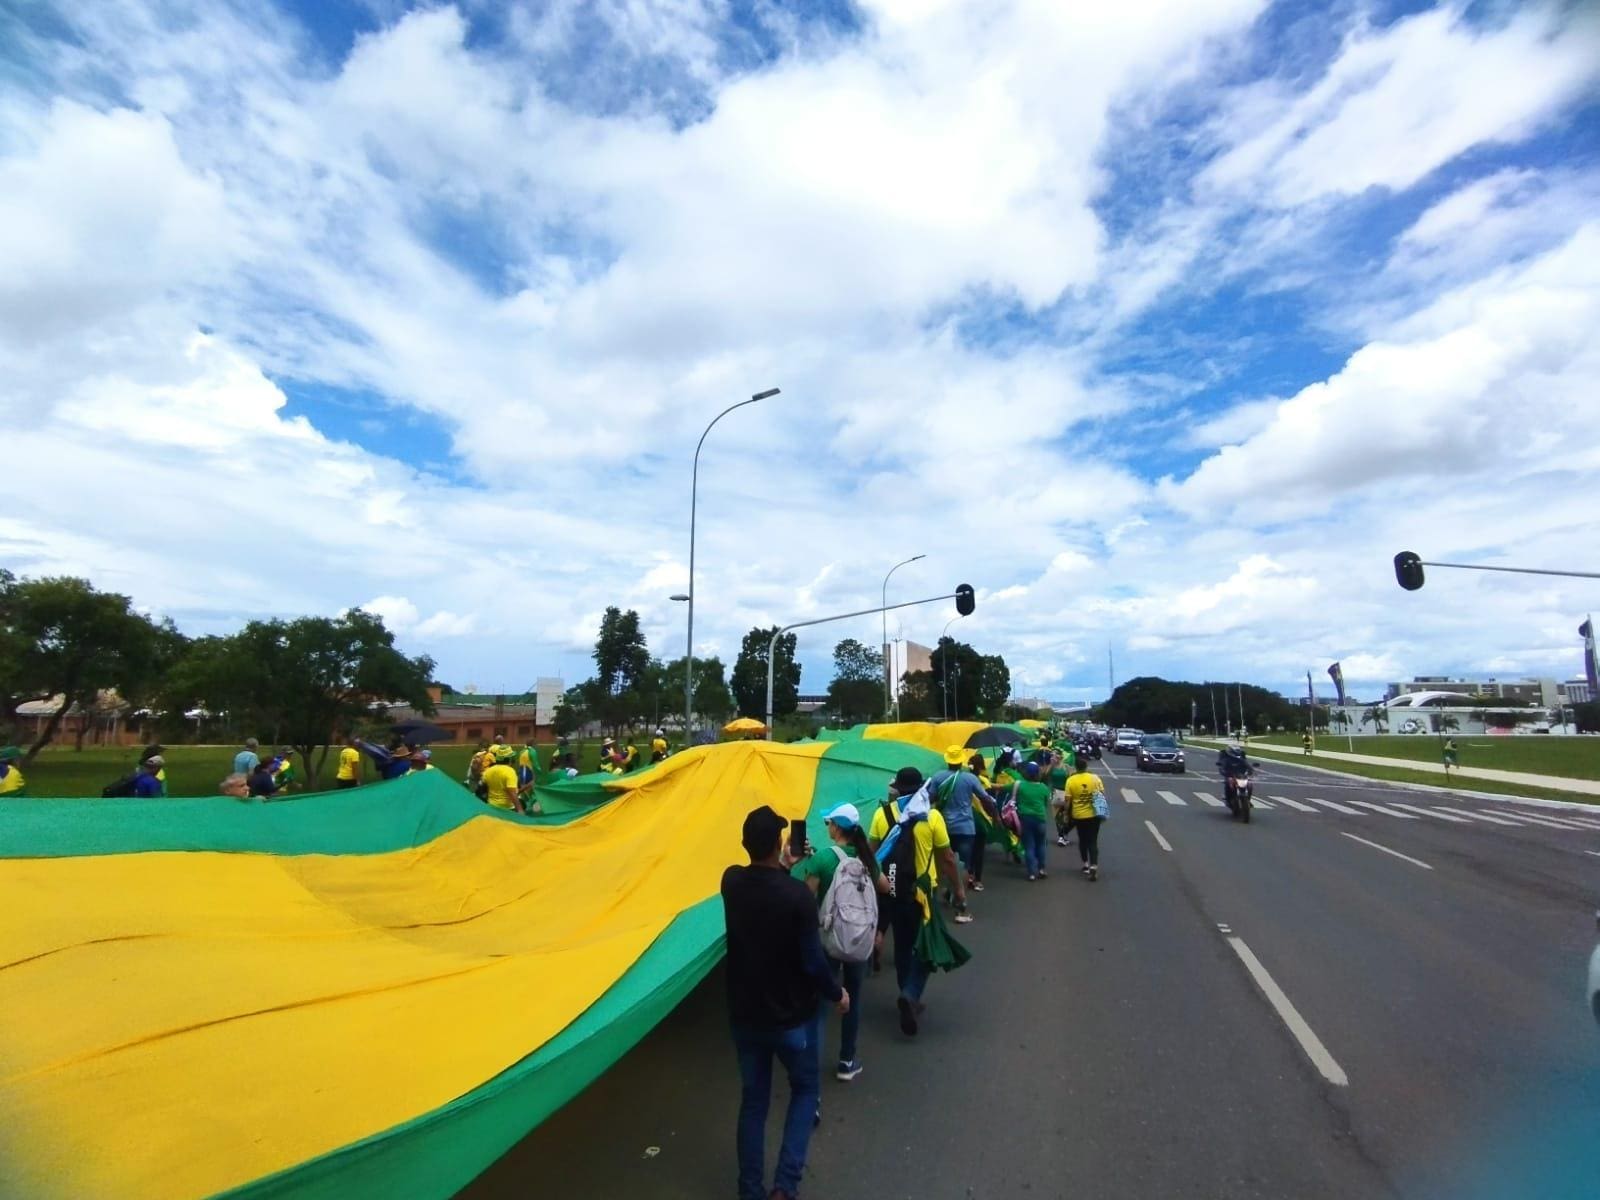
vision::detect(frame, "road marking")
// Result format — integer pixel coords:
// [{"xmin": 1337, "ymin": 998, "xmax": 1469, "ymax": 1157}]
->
[
  {"xmin": 1350, "ymin": 801, "xmax": 1420, "ymax": 819},
  {"xmin": 1100, "ymin": 758, "xmax": 1120, "ymax": 780},
  {"xmin": 1120, "ymin": 787, "xmax": 1144, "ymax": 805},
  {"xmin": 1587, "ymin": 850, "xmax": 1600, "ymax": 858},
  {"xmin": 1194, "ymin": 791, "xmax": 1226, "ymax": 808},
  {"xmin": 1304, "ymin": 796, "xmax": 1364, "ymax": 815},
  {"xmin": 1387, "ymin": 803, "xmax": 1473, "ymax": 823},
  {"xmin": 1499, "ymin": 812, "xmax": 1593, "ymax": 830},
  {"xmin": 1252, "ymin": 796, "xmax": 1275, "ymax": 809},
  {"xmin": 1157, "ymin": 790, "xmax": 1187, "ymax": 806},
  {"xmin": 1145, "ymin": 820, "xmax": 1172, "ymax": 852},
  {"xmin": 1441, "ymin": 809, "xmax": 1523, "ymax": 827},
  {"xmin": 1340, "ymin": 831, "xmax": 1434, "ymax": 870},
  {"xmin": 1225, "ymin": 935, "xmax": 1349, "ymax": 1087},
  {"xmin": 1268, "ymin": 794, "xmax": 1317, "ymax": 812}
]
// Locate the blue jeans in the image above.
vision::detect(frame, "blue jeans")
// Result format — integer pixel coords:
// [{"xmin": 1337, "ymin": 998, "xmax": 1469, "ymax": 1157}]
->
[
  {"xmin": 1020, "ymin": 814, "xmax": 1048, "ymax": 876},
  {"xmin": 889, "ymin": 899, "xmax": 929, "ymax": 1002},
  {"xmin": 812, "ymin": 956, "xmax": 866, "ymax": 1065},
  {"xmin": 950, "ymin": 832, "xmax": 977, "ymax": 879},
  {"xmin": 733, "ymin": 1022, "xmax": 820, "ymax": 1200}
]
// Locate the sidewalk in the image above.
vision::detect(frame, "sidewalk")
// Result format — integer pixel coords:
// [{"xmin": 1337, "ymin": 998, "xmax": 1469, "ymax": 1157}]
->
[{"xmin": 1190, "ymin": 738, "xmax": 1600, "ymax": 797}]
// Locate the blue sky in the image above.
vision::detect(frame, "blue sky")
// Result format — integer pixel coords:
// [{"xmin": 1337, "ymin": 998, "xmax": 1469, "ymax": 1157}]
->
[{"xmin": 1, "ymin": 0, "xmax": 1598, "ymax": 703}]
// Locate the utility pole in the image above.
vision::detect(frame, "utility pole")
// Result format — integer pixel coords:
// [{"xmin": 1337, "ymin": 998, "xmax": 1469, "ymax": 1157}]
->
[
  {"xmin": 1209, "ymin": 685, "xmax": 1219, "ymax": 736},
  {"xmin": 1108, "ymin": 645, "xmax": 1115, "ymax": 697}
]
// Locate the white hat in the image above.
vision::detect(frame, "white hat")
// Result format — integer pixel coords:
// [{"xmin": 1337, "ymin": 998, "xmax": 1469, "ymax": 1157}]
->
[{"xmin": 823, "ymin": 802, "xmax": 861, "ymax": 829}]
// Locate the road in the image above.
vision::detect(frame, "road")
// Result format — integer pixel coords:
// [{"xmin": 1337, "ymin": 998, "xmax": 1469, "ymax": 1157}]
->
[{"xmin": 460, "ymin": 754, "xmax": 1600, "ymax": 1200}]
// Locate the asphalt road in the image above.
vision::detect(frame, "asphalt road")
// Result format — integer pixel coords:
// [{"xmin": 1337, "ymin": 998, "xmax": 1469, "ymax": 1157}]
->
[{"xmin": 460, "ymin": 754, "xmax": 1600, "ymax": 1200}]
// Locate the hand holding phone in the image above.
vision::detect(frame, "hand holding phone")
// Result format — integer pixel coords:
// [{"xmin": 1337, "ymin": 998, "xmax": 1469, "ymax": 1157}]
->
[{"xmin": 788, "ymin": 818, "xmax": 808, "ymax": 861}]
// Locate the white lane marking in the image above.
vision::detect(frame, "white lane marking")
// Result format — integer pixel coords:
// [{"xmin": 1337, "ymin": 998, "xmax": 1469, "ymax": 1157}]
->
[
  {"xmin": 1350, "ymin": 801, "xmax": 1420, "ymax": 820},
  {"xmin": 1499, "ymin": 812, "xmax": 1593, "ymax": 831},
  {"xmin": 1304, "ymin": 796, "xmax": 1364, "ymax": 815},
  {"xmin": 1194, "ymin": 791, "xmax": 1226, "ymax": 808},
  {"xmin": 1145, "ymin": 820, "xmax": 1172, "ymax": 852},
  {"xmin": 1226, "ymin": 936, "xmax": 1350, "ymax": 1087},
  {"xmin": 1157, "ymin": 790, "xmax": 1187, "ymax": 806},
  {"xmin": 1560, "ymin": 817, "xmax": 1600, "ymax": 831},
  {"xmin": 1252, "ymin": 796, "xmax": 1275, "ymax": 809},
  {"xmin": 1587, "ymin": 850, "xmax": 1600, "ymax": 858},
  {"xmin": 1268, "ymin": 794, "xmax": 1317, "ymax": 812},
  {"xmin": 1340, "ymin": 831, "xmax": 1434, "ymax": 870},
  {"xmin": 1440, "ymin": 809, "xmax": 1523, "ymax": 827},
  {"xmin": 1120, "ymin": 787, "xmax": 1144, "ymax": 805},
  {"xmin": 1387, "ymin": 803, "xmax": 1473, "ymax": 824},
  {"xmin": 1099, "ymin": 758, "xmax": 1120, "ymax": 780}
]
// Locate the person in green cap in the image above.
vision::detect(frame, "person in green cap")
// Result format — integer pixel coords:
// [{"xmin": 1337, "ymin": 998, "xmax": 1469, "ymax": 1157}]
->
[{"xmin": 0, "ymin": 746, "xmax": 25, "ymax": 797}]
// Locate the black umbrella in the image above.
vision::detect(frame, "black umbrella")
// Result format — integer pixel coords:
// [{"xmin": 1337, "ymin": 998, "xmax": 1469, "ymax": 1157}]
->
[
  {"xmin": 390, "ymin": 719, "xmax": 451, "ymax": 744},
  {"xmin": 963, "ymin": 726, "xmax": 1026, "ymax": 749}
]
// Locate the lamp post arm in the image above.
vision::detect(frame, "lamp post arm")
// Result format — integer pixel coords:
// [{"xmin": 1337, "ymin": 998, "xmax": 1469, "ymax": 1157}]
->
[{"xmin": 1421, "ymin": 561, "xmax": 1600, "ymax": 581}]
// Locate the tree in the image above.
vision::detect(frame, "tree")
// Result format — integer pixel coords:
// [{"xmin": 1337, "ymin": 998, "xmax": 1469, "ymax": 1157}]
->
[
  {"xmin": 1360, "ymin": 704, "xmax": 1389, "ymax": 735},
  {"xmin": 551, "ymin": 686, "xmax": 590, "ymax": 738},
  {"xmin": 1431, "ymin": 712, "xmax": 1461, "ymax": 734},
  {"xmin": 1572, "ymin": 701, "xmax": 1600, "ymax": 734},
  {"xmin": 664, "ymin": 655, "xmax": 736, "ymax": 728},
  {"xmin": 164, "ymin": 609, "xmax": 434, "ymax": 787},
  {"xmin": 0, "ymin": 573, "xmax": 180, "ymax": 761},
  {"xmin": 897, "ymin": 670, "xmax": 938, "ymax": 720},
  {"xmin": 975, "ymin": 654, "xmax": 1011, "ymax": 719},
  {"xmin": 1330, "ymin": 709, "xmax": 1352, "ymax": 735},
  {"xmin": 731, "ymin": 627, "xmax": 800, "ymax": 719},
  {"xmin": 826, "ymin": 638, "xmax": 885, "ymax": 724},
  {"xmin": 582, "ymin": 607, "xmax": 652, "ymax": 733}
]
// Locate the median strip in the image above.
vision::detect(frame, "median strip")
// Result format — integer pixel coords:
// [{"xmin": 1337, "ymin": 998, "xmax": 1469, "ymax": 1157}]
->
[
  {"xmin": 1225, "ymin": 935, "xmax": 1349, "ymax": 1087},
  {"xmin": 1340, "ymin": 831, "xmax": 1433, "ymax": 870}
]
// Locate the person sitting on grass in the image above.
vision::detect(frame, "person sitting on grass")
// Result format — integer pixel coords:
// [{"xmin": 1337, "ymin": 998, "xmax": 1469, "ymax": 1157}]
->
[{"xmin": 133, "ymin": 755, "xmax": 166, "ymax": 798}]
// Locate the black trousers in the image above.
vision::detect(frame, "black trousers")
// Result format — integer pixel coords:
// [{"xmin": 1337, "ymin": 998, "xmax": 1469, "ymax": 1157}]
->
[{"xmin": 1076, "ymin": 816, "xmax": 1103, "ymax": 865}]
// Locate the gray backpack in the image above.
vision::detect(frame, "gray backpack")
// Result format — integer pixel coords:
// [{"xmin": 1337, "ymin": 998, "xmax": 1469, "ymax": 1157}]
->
[{"xmin": 819, "ymin": 848, "xmax": 878, "ymax": 963}]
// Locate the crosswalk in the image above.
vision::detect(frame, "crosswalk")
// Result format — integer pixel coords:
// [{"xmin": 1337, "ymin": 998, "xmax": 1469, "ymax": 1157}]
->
[{"xmin": 1092, "ymin": 782, "xmax": 1600, "ymax": 834}]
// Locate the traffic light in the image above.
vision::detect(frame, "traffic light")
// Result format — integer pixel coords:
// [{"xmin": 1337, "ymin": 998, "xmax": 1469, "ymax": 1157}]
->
[
  {"xmin": 955, "ymin": 584, "xmax": 976, "ymax": 616},
  {"xmin": 1393, "ymin": 551, "xmax": 1425, "ymax": 591}
]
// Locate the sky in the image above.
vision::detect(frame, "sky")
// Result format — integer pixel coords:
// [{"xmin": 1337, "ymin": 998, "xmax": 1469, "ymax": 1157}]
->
[{"xmin": 2, "ymin": 0, "xmax": 1598, "ymax": 704}]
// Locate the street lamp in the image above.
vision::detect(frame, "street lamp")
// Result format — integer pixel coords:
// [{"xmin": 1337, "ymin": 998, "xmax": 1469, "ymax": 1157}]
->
[
  {"xmin": 686, "ymin": 389, "xmax": 779, "ymax": 740},
  {"xmin": 882, "ymin": 554, "xmax": 925, "ymax": 717},
  {"xmin": 940, "ymin": 613, "xmax": 963, "ymax": 721}
]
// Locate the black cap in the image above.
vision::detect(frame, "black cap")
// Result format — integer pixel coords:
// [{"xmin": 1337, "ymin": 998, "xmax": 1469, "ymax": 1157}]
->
[
  {"xmin": 892, "ymin": 766, "xmax": 924, "ymax": 795},
  {"xmin": 741, "ymin": 805, "xmax": 786, "ymax": 859}
]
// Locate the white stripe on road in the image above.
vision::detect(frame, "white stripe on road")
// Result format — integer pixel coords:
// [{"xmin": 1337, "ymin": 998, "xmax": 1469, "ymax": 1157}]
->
[
  {"xmin": 1304, "ymin": 796, "xmax": 1364, "ymax": 815},
  {"xmin": 1120, "ymin": 787, "xmax": 1144, "ymax": 805},
  {"xmin": 1268, "ymin": 794, "xmax": 1317, "ymax": 812},
  {"xmin": 1439, "ymin": 809, "xmax": 1523, "ymax": 827},
  {"xmin": 1194, "ymin": 791, "xmax": 1226, "ymax": 808},
  {"xmin": 1252, "ymin": 796, "xmax": 1275, "ymax": 809},
  {"xmin": 1387, "ymin": 803, "xmax": 1473, "ymax": 823},
  {"xmin": 1587, "ymin": 850, "xmax": 1600, "ymax": 857},
  {"xmin": 1340, "ymin": 831, "xmax": 1434, "ymax": 870},
  {"xmin": 1157, "ymin": 790, "xmax": 1187, "ymax": 806},
  {"xmin": 1497, "ymin": 812, "xmax": 1594, "ymax": 831},
  {"xmin": 1226, "ymin": 936, "xmax": 1349, "ymax": 1087},
  {"xmin": 1350, "ymin": 801, "xmax": 1420, "ymax": 819},
  {"xmin": 1145, "ymin": 820, "xmax": 1172, "ymax": 852}
]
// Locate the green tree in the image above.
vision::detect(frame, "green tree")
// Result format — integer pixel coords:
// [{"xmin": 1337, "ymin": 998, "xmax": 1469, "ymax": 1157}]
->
[
  {"xmin": 1360, "ymin": 704, "xmax": 1389, "ymax": 735},
  {"xmin": 826, "ymin": 638, "xmax": 885, "ymax": 724},
  {"xmin": 975, "ymin": 653, "xmax": 1011, "ymax": 719},
  {"xmin": 896, "ymin": 669, "xmax": 938, "ymax": 720},
  {"xmin": 1431, "ymin": 712, "xmax": 1461, "ymax": 734},
  {"xmin": 731, "ymin": 627, "xmax": 801, "ymax": 719},
  {"xmin": 664, "ymin": 655, "xmax": 736, "ymax": 728},
  {"xmin": 0, "ymin": 573, "xmax": 180, "ymax": 761},
  {"xmin": 551, "ymin": 686, "xmax": 590, "ymax": 738},
  {"xmin": 164, "ymin": 609, "xmax": 434, "ymax": 787},
  {"xmin": 582, "ymin": 607, "xmax": 652, "ymax": 733}
]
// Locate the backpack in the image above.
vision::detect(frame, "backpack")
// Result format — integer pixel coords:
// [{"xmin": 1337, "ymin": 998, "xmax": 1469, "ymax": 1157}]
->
[
  {"xmin": 820, "ymin": 847, "xmax": 878, "ymax": 963},
  {"xmin": 1091, "ymin": 789, "xmax": 1109, "ymax": 820},
  {"xmin": 878, "ymin": 799, "xmax": 926, "ymax": 906},
  {"xmin": 101, "ymin": 772, "xmax": 140, "ymax": 798}
]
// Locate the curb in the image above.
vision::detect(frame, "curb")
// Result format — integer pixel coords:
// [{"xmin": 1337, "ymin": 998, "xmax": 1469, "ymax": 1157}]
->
[{"xmin": 1187, "ymin": 739, "xmax": 1599, "ymax": 813}]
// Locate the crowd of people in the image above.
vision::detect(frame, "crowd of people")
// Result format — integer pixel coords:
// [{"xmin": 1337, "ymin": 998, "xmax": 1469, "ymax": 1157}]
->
[{"xmin": 721, "ymin": 735, "xmax": 1108, "ymax": 1200}]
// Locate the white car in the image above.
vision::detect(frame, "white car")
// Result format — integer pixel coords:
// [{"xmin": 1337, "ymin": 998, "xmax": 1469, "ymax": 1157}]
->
[{"xmin": 1113, "ymin": 729, "xmax": 1143, "ymax": 755}]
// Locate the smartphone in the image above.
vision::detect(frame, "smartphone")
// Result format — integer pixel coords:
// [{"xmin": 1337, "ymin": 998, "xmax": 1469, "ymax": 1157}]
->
[{"xmin": 788, "ymin": 818, "xmax": 808, "ymax": 859}]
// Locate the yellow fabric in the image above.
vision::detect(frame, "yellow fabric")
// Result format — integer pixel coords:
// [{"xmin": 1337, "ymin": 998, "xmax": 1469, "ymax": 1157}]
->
[
  {"xmin": 480, "ymin": 763, "xmax": 520, "ymax": 810},
  {"xmin": 722, "ymin": 718, "xmax": 766, "ymax": 735},
  {"xmin": 1067, "ymin": 770, "xmax": 1104, "ymax": 820},
  {"xmin": 0, "ymin": 739, "xmax": 829, "ymax": 1200},
  {"xmin": 0, "ymin": 765, "xmax": 23, "ymax": 796},
  {"xmin": 861, "ymin": 721, "xmax": 987, "ymax": 756},
  {"xmin": 336, "ymin": 746, "xmax": 361, "ymax": 781}
]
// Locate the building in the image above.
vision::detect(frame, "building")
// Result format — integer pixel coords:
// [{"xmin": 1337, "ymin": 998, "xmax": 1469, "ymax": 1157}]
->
[
  {"xmin": 387, "ymin": 684, "xmax": 560, "ymax": 745},
  {"xmin": 1384, "ymin": 676, "xmax": 1560, "ymax": 706},
  {"xmin": 1563, "ymin": 678, "xmax": 1594, "ymax": 705}
]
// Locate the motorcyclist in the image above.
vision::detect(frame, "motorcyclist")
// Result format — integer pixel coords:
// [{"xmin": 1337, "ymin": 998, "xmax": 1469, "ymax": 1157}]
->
[{"xmin": 1216, "ymin": 743, "xmax": 1255, "ymax": 805}]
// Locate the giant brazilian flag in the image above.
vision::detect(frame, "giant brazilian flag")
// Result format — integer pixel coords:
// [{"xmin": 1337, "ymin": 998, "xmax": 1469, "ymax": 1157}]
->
[{"xmin": 0, "ymin": 735, "xmax": 941, "ymax": 1198}]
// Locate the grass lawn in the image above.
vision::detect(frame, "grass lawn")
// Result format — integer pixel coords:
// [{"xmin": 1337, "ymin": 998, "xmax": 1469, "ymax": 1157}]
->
[
  {"xmin": 8, "ymin": 740, "xmax": 647, "ymax": 799},
  {"xmin": 1247, "ymin": 733, "xmax": 1600, "ymax": 781}
]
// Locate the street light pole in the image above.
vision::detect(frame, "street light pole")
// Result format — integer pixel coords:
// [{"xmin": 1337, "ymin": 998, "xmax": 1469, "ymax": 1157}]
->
[
  {"xmin": 940, "ymin": 613, "xmax": 962, "ymax": 722},
  {"xmin": 882, "ymin": 554, "xmax": 925, "ymax": 717},
  {"xmin": 686, "ymin": 388, "xmax": 778, "ymax": 741}
]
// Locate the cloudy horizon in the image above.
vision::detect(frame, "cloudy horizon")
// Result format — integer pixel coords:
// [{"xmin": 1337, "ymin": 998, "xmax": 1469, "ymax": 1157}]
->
[{"xmin": 3, "ymin": 0, "xmax": 1598, "ymax": 703}]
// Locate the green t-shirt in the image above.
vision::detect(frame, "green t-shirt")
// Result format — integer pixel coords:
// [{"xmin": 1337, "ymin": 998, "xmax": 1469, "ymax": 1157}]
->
[
  {"xmin": 1048, "ymin": 766, "xmax": 1068, "ymax": 790},
  {"xmin": 791, "ymin": 843, "xmax": 858, "ymax": 907},
  {"xmin": 1014, "ymin": 779, "xmax": 1052, "ymax": 822}
]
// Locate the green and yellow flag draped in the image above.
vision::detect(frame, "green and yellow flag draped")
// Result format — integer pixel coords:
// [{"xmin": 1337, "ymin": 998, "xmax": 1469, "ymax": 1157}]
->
[{"xmin": 1, "ymin": 735, "xmax": 941, "ymax": 1199}]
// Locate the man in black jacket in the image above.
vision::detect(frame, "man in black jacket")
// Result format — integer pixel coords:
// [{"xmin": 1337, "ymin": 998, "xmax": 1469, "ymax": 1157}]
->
[{"xmin": 722, "ymin": 805, "xmax": 847, "ymax": 1200}]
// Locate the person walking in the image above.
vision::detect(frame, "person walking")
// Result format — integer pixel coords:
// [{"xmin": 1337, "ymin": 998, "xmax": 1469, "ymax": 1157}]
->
[
  {"xmin": 1014, "ymin": 761, "xmax": 1053, "ymax": 881},
  {"xmin": 1065, "ymin": 760, "xmax": 1107, "ymax": 881},
  {"xmin": 868, "ymin": 767, "xmax": 971, "ymax": 1037},
  {"xmin": 480, "ymin": 747, "xmax": 527, "ymax": 814},
  {"xmin": 335, "ymin": 734, "xmax": 363, "ymax": 789},
  {"xmin": 1301, "ymin": 730, "xmax": 1314, "ymax": 755},
  {"xmin": 792, "ymin": 802, "xmax": 886, "ymax": 1084},
  {"xmin": 233, "ymin": 738, "xmax": 261, "ymax": 777},
  {"xmin": 723, "ymin": 805, "xmax": 846, "ymax": 1200},
  {"xmin": 926, "ymin": 746, "xmax": 997, "ymax": 916}
]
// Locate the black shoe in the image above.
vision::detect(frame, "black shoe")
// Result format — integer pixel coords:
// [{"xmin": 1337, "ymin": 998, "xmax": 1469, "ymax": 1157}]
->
[{"xmin": 897, "ymin": 995, "xmax": 919, "ymax": 1037}]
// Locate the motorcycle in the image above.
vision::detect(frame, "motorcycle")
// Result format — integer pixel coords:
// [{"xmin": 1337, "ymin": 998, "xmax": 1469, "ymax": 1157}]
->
[
  {"xmin": 1075, "ymin": 739, "xmax": 1102, "ymax": 761},
  {"xmin": 1223, "ymin": 770, "xmax": 1254, "ymax": 822}
]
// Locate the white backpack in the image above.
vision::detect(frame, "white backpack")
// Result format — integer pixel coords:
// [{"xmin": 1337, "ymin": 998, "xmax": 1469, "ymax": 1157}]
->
[{"xmin": 820, "ymin": 847, "xmax": 878, "ymax": 963}]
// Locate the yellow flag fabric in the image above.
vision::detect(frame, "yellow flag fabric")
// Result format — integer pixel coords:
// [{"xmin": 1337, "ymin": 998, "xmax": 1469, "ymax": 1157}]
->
[
  {"xmin": 861, "ymin": 720, "xmax": 988, "ymax": 756},
  {"xmin": 0, "ymin": 740, "xmax": 828, "ymax": 1200}
]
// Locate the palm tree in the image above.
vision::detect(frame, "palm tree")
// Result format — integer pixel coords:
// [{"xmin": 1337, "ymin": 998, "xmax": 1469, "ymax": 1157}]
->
[
  {"xmin": 1360, "ymin": 704, "xmax": 1389, "ymax": 736},
  {"xmin": 1330, "ymin": 710, "xmax": 1352, "ymax": 735},
  {"xmin": 1433, "ymin": 713, "xmax": 1461, "ymax": 734}
]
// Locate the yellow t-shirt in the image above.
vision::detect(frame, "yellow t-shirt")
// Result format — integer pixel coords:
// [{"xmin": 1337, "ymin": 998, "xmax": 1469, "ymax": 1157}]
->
[
  {"xmin": 481, "ymin": 764, "xmax": 520, "ymax": 811},
  {"xmin": 336, "ymin": 747, "xmax": 361, "ymax": 782},
  {"xmin": 0, "ymin": 764, "xmax": 24, "ymax": 796},
  {"xmin": 1066, "ymin": 770, "xmax": 1104, "ymax": 821},
  {"xmin": 867, "ymin": 801, "xmax": 952, "ymax": 884}
]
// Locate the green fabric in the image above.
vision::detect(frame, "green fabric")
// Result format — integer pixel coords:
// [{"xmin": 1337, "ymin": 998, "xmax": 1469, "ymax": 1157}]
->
[
  {"xmin": 1014, "ymin": 779, "xmax": 1052, "ymax": 822},
  {"xmin": 914, "ymin": 892, "xmax": 971, "ymax": 973},
  {"xmin": 814, "ymin": 725, "xmax": 867, "ymax": 742},
  {"xmin": 791, "ymin": 842, "xmax": 853, "ymax": 902}
]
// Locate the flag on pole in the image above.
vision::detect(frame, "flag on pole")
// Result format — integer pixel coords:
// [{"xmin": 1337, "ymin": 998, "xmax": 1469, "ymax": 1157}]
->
[
  {"xmin": 1582, "ymin": 617, "xmax": 1599, "ymax": 696},
  {"xmin": 1327, "ymin": 662, "xmax": 1346, "ymax": 706}
]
